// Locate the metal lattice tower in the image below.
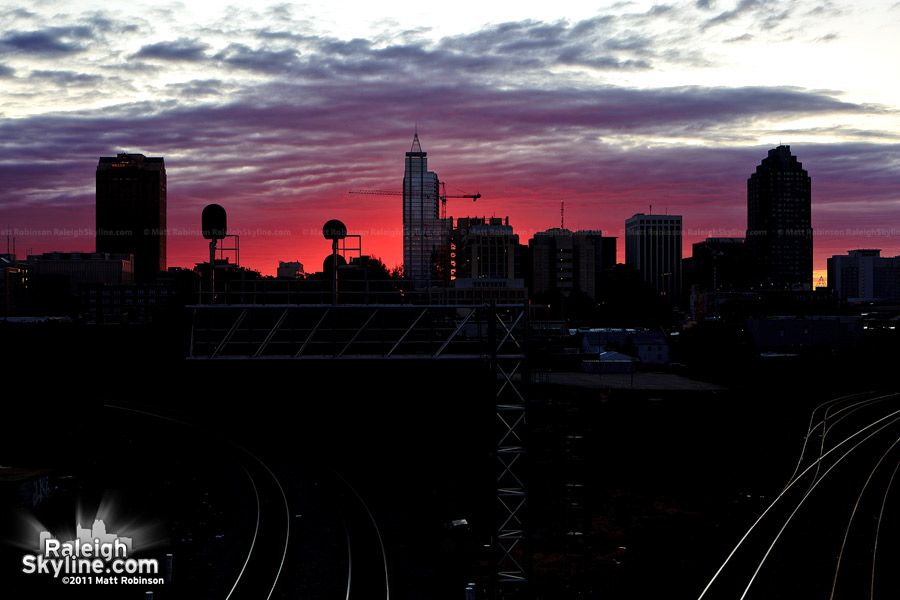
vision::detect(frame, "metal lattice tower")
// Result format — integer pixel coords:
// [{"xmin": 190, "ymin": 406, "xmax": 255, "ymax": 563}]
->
[{"xmin": 187, "ymin": 302, "xmax": 532, "ymax": 596}]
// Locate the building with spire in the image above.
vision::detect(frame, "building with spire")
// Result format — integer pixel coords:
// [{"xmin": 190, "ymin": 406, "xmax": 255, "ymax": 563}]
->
[
  {"xmin": 402, "ymin": 132, "xmax": 444, "ymax": 289},
  {"xmin": 746, "ymin": 145, "xmax": 812, "ymax": 291}
]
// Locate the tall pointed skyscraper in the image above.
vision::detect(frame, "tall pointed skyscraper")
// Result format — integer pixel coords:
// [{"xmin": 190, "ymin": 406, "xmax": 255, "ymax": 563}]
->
[
  {"xmin": 402, "ymin": 132, "xmax": 443, "ymax": 288},
  {"xmin": 746, "ymin": 145, "xmax": 812, "ymax": 291}
]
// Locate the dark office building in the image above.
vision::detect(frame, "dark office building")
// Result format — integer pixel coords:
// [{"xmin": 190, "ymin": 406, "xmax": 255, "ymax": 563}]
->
[
  {"xmin": 625, "ymin": 213, "xmax": 682, "ymax": 306},
  {"xmin": 530, "ymin": 228, "xmax": 609, "ymax": 300},
  {"xmin": 683, "ymin": 237, "xmax": 748, "ymax": 319},
  {"xmin": 827, "ymin": 249, "xmax": 900, "ymax": 302},
  {"xmin": 450, "ymin": 217, "xmax": 522, "ymax": 281},
  {"xmin": 96, "ymin": 153, "xmax": 166, "ymax": 281},
  {"xmin": 683, "ymin": 237, "xmax": 747, "ymax": 294},
  {"xmin": 746, "ymin": 145, "xmax": 812, "ymax": 291},
  {"xmin": 600, "ymin": 236, "xmax": 617, "ymax": 269}
]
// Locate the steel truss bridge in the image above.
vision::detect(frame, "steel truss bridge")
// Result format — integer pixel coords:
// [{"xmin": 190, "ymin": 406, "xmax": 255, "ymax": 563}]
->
[{"xmin": 188, "ymin": 302, "xmax": 534, "ymax": 597}]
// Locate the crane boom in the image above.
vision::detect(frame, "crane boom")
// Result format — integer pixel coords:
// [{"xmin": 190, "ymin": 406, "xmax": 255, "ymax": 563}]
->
[{"xmin": 349, "ymin": 184, "xmax": 480, "ymax": 220}]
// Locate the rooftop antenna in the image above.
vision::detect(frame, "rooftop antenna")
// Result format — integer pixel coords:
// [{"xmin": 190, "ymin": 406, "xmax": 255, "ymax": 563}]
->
[
  {"xmin": 560, "ymin": 201, "xmax": 564, "ymax": 229},
  {"xmin": 649, "ymin": 204, "xmax": 652, "ymax": 215}
]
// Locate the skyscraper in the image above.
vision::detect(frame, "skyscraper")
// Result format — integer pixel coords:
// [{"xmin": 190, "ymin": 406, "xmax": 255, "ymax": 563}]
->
[
  {"xmin": 625, "ymin": 213, "xmax": 682, "ymax": 305},
  {"xmin": 96, "ymin": 153, "xmax": 166, "ymax": 281},
  {"xmin": 529, "ymin": 228, "xmax": 607, "ymax": 300},
  {"xmin": 746, "ymin": 145, "xmax": 812, "ymax": 291},
  {"xmin": 402, "ymin": 133, "xmax": 443, "ymax": 288},
  {"xmin": 451, "ymin": 217, "xmax": 521, "ymax": 281}
]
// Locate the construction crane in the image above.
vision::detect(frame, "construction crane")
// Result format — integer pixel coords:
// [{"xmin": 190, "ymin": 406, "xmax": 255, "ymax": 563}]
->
[
  {"xmin": 439, "ymin": 182, "xmax": 480, "ymax": 220},
  {"xmin": 349, "ymin": 182, "xmax": 480, "ymax": 221}
]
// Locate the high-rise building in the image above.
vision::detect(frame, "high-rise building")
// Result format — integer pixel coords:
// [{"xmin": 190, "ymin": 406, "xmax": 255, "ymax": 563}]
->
[
  {"xmin": 625, "ymin": 213, "xmax": 682, "ymax": 305},
  {"xmin": 683, "ymin": 237, "xmax": 747, "ymax": 294},
  {"xmin": 827, "ymin": 249, "xmax": 900, "ymax": 302},
  {"xmin": 96, "ymin": 153, "xmax": 166, "ymax": 281},
  {"xmin": 451, "ymin": 217, "xmax": 521, "ymax": 281},
  {"xmin": 434, "ymin": 216, "xmax": 527, "ymax": 305},
  {"xmin": 529, "ymin": 228, "xmax": 608, "ymax": 300},
  {"xmin": 682, "ymin": 237, "xmax": 747, "ymax": 319},
  {"xmin": 746, "ymin": 145, "xmax": 812, "ymax": 291},
  {"xmin": 402, "ymin": 133, "xmax": 444, "ymax": 289}
]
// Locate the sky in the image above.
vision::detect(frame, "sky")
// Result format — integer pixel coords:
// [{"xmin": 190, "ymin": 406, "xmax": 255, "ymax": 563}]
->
[{"xmin": 1, "ymin": 0, "xmax": 899, "ymax": 282}]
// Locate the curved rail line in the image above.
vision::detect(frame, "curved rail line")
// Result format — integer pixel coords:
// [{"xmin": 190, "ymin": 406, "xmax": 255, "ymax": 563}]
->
[
  {"xmin": 104, "ymin": 402, "xmax": 291, "ymax": 600},
  {"xmin": 697, "ymin": 391, "xmax": 900, "ymax": 599}
]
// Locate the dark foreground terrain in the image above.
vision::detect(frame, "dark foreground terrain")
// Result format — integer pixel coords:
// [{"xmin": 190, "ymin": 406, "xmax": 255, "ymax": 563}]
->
[{"xmin": 2, "ymin": 320, "xmax": 895, "ymax": 599}]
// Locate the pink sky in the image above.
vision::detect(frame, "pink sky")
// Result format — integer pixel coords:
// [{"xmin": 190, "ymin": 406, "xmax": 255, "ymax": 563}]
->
[{"xmin": 2, "ymin": 2, "xmax": 899, "ymax": 282}]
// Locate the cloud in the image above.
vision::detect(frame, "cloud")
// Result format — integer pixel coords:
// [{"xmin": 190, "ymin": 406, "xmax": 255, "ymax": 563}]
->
[
  {"xmin": 132, "ymin": 38, "xmax": 210, "ymax": 62},
  {"xmin": 701, "ymin": 0, "xmax": 798, "ymax": 31},
  {"xmin": 0, "ymin": 29, "xmax": 88, "ymax": 56},
  {"xmin": 29, "ymin": 70, "xmax": 105, "ymax": 86},
  {"xmin": 214, "ymin": 43, "xmax": 302, "ymax": 74},
  {"xmin": 167, "ymin": 79, "xmax": 226, "ymax": 99},
  {"xmin": 815, "ymin": 33, "xmax": 840, "ymax": 43},
  {"xmin": 1, "ymin": 7, "xmax": 899, "ymax": 272}
]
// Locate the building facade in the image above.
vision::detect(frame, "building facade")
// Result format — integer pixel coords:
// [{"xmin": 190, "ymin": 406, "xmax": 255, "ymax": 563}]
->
[
  {"xmin": 402, "ymin": 134, "xmax": 444, "ymax": 289},
  {"xmin": 529, "ymin": 228, "xmax": 610, "ymax": 300},
  {"xmin": 746, "ymin": 145, "xmax": 812, "ymax": 291},
  {"xmin": 28, "ymin": 252, "xmax": 135, "ymax": 292},
  {"xmin": 827, "ymin": 249, "xmax": 900, "ymax": 302},
  {"xmin": 450, "ymin": 217, "xmax": 521, "ymax": 281},
  {"xmin": 276, "ymin": 261, "xmax": 305, "ymax": 279},
  {"xmin": 624, "ymin": 213, "xmax": 682, "ymax": 305},
  {"xmin": 96, "ymin": 153, "xmax": 167, "ymax": 282},
  {"xmin": 683, "ymin": 237, "xmax": 747, "ymax": 319}
]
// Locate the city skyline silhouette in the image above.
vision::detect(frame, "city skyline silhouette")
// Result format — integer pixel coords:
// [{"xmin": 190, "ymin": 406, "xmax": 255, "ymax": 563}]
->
[
  {"xmin": 3, "ymin": 5, "xmax": 900, "ymax": 597},
  {"xmin": 1, "ymin": 2, "xmax": 899, "ymax": 280}
]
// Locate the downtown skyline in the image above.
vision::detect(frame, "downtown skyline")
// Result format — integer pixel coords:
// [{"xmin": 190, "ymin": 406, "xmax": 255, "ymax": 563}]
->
[{"xmin": 1, "ymin": 0, "xmax": 899, "ymax": 281}]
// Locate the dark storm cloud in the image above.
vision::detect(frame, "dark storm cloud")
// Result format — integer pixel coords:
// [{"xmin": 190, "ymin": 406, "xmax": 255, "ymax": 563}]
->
[
  {"xmin": 0, "ymin": 64, "xmax": 14, "ymax": 77},
  {"xmin": 133, "ymin": 38, "xmax": 210, "ymax": 62},
  {"xmin": 0, "ymin": 29, "xmax": 88, "ymax": 56}
]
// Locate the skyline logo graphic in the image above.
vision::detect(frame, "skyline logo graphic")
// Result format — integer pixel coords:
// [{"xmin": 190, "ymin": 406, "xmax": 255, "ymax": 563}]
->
[{"xmin": 21, "ymin": 519, "xmax": 161, "ymax": 585}]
